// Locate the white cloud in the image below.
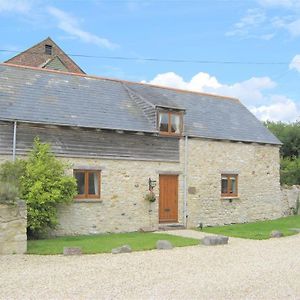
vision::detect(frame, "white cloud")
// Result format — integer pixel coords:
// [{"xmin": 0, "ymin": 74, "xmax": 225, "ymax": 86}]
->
[
  {"xmin": 147, "ymin": 72, "xmax": 275, "ymax": 106},
  {"xmin": 250, "ymin": 96, "xmax": 300, "ymax": 122},
  {"xmin": 47, "ymin": 6, "xmax": 118, "ymax": 49},
  {"xmin": 145, "ymin": 72, "xmax": 221, "ymax": 91},
  {"xmin": 144, "ymin": 71, "xmax": 300, "ymax": 122},
  {"xmin": 226, "ymin": 9, "xmax": 268, "ymax": 38},
  {"xmin": 258, "ymin": 0, "xmax": 300, "ymax": 8},
  {"xmin": 285, "ymin": 18, "xmax": 300, "ymax": 36},
  {"xmin": 0, "ymin": 0, "xmax": 32, "ymax": 13},
  {"xmin": 289, "ymin": 54, "xmax": 300, "ymax": 72}
]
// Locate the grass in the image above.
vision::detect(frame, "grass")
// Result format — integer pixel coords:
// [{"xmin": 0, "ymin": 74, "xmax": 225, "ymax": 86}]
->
[
  {"xmin": 27, "ymin": 232, "xmax": 199, "ymax": 255},
  {"xmin": 199, "ymin": 215, "xmax": 300, "ymax": 240}
]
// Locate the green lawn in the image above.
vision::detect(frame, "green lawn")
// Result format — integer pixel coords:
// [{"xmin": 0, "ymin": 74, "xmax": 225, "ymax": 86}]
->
[
  {"xmin": 27, "ymin": 232, "xmax": 199, "ymax": 255},
  {"xmin": 200, "ymin": 215, "xmax": 300, "ymax": 240}
]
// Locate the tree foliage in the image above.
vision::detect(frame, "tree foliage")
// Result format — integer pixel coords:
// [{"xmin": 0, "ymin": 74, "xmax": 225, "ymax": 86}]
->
[
  {"xmin": 265, "ymin": 121, "xmax": 300, "ymax": 185},
  {"xmin": 265, "ymin": 121, "xmax": 300, "ymax": 158},
  {"xmin": 0, "ymin": 138, "xmax": 77, "ymax": 237}
]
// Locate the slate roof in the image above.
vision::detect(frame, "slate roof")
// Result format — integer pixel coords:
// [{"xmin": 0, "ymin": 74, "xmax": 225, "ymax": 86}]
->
[{"xmin": 0, "ymin": 63, "xmax": 281, "ymax": 145}]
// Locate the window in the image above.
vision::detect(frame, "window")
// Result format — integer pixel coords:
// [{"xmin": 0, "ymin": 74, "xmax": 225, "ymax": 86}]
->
[
  {"xmin": 74, "ymin": 170, "xmax": 100, "ymax": 199},
  {"xmin": 221, "ymin": 174, "xmax": 238, "ymax": 197},
  {"xmin": 45, "ymin": 44, "xmax": 53, "ymax": 55},
  {"xmin": 158, "ymin": 111, "xmax": 182, "ymax": 135}
]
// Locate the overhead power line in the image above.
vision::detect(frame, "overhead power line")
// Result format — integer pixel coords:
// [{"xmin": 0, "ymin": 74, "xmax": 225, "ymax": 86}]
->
[{"xmin": 0, "ymin": 48, "xmax": 299, "ymax": 65}]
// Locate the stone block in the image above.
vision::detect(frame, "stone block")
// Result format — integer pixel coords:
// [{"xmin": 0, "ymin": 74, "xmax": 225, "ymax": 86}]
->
[
  {"xmin": 112, "ymin": 245, "xmax": 132, "ymax": 254},
  {"xmin": 139, "ymin": 226, "xmax": 156, "ymax": 232},
  {"xmin": 0, "ymin": 201, "xmax": 27, "ymax": 254},
  {"xmin": 202, "ymin": 235, "xmax": 229, "ymax": 246},
  {"xmin": 63, "ymin": 247, "xmax": 82, "ymax": 255},
  {"xmin": 289, "ymin": 228, "xmax": 300, "ymax": 233},
  {"xmin": 188, "ymin": 187, "xmax": 197, "ymax": 194},
  {"xmin": 156, "ymin": 240, "xmax": 173, "ymax": 250},
  {"xmin": 270, "ymin": 230, "xmax": 283, "ymax": 238}
]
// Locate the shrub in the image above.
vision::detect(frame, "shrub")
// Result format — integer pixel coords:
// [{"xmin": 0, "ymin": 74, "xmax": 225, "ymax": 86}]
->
[
  {"xmin": 0, "ymin": 138, "xmax": 77, "ymax": 237},
  {"xmin": 0, "ymin": 159, "xmax": 26, "ymax": 192},
  {"xmin": 0, "ymin": 182, "xmax": 19, "ymax": 204},
  {"xmin": 280, "ymin": 157, "xmax": 300, "ymax": 186},
  {"xmin": 21, "ymin": 138, "xmax": 77, "ymax": 237}
]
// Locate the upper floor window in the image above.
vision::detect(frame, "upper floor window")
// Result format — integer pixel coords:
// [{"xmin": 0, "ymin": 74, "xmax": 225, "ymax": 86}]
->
[
  {"xmin": 221, "ymin": 174, "xmax": 238, "ymax": 197},
  {"xmin": 74, "ymin": 169, "xmax": 101, "ymax": 199},
  {"xmin": 45, "ymin": 44, "xmax": 53, "ymax": 55},
  {"xmin": 158, "ymin": 111, "xmax": 182, "ymax": 135}
]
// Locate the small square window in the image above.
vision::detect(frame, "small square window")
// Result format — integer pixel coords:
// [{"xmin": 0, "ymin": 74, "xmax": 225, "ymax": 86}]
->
[
  {"xmin": 74, "ymin": 170, "xmax": 100, "ymax": 199},
  {"xmin": 158, "ymin": 111, "xmax": 182, "ymax": 135},
  {"xmin": 221, "ymin": 174, "xmax": 238, "ymax": 197},
  {"xmin": 45, "ymin": 44, "xmax": 53, "ymax": 55}
]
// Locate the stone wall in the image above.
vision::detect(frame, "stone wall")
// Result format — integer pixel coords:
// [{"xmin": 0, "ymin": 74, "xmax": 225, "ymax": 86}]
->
[
  {"xmin": 0, "ymin": 137, "xmax": 283, "ymax": 236},
  {"xmin": 186, "ymin": 139, "xmax": 282, "ymax": 227},
  {"xmin": 281, "ymin": 186, "xmax": 300, "ymax": 215},
  {"xmin": 0, "ymin": 200, "xmax": 27, "ymax": 254},
  {"xmin": 54, "ymin": 157, "xmax": 184, "ymax": 235}
]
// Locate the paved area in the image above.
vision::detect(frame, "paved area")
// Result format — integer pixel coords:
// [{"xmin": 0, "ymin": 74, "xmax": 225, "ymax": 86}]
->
[{"xmin": 1, "ymin": 231, "xmax": 300, "ymax": 299}]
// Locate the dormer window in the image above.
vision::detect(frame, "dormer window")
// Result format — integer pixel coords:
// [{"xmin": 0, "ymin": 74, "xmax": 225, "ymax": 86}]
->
[
  {"xmin": 45, "ymin": 44, "xmax": 53, "ymax": 55},
  {"xmin": 158, "ymin": 111, "xmax": 183, "ymax": 135}
]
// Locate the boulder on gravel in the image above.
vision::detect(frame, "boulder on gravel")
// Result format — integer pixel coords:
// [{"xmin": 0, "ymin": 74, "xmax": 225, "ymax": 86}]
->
[
  {"xmin": 156, "ymin": 240, "xmax": 173, "ymax": 250},
  {"xmin": 63, "ymin": 247, "xmax": 82, "ymax": 255},
  {"xmin": 202, "ymin": 235, "xmax": 229, "ymax": 246},
  {"xmin": 270, "ymin": 230, "xmax": 283, "ymax": 238},
  {"xmin": 112, "ymin": 245, "xmax": 132, "ymax": 254}
]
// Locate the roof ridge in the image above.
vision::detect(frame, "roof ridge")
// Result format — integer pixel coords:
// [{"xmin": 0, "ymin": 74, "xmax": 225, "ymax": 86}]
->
[{"xmin": 1, "ymin": 63, "xmax": 241, "ymax": 103}]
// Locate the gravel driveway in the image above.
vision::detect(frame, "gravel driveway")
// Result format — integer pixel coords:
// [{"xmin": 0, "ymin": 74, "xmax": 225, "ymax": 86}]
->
[{"xmin": 1, "ymin": 231, "xmax": 300, "ymax": 300}]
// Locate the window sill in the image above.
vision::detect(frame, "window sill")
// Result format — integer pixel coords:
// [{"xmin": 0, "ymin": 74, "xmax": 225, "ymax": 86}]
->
[
  {"xmin": 74, "ymin": 199, "xmax": 102, "ymax": 203},
  {"xmin": 159, "ymin": 132, "xmax": 182, "ymax": 137},
  {"xmin": 221, "ymin": 196, "xmax": 240, "ymax": 200}
]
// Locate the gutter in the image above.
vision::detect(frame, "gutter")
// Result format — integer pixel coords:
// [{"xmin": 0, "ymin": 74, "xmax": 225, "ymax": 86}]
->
[
  {"xmin": 12, "ymin": 121, "xmax": 17, "ymax": 161},
  {"xmin": 183, "ymin": 134, "xmax": 189, "ymax": 228}
]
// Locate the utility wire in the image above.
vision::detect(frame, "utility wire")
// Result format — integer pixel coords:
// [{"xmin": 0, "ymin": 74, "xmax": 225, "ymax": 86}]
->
[{"xmin": 0, "ymin": 48, "xmax": 299, "ymax": 65}]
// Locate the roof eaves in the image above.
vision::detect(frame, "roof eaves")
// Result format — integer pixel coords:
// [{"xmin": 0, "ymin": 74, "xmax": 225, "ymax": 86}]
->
[{"xmin": 0, "ymin": 117, "xmax": 159, "ymax": 135}]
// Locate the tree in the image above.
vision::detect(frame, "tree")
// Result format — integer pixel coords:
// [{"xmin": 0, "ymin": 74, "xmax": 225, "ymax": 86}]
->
[
  {"xmin": 265, "ymin": 121, "xmax": 300, "ymax": 158},
  {"xmin": 0, "ymin": 138, "xmax": 77, "ymax": 237},
  {"xmin": 265, "ymin": 121, "xmax": 300, "ymax": 185}
]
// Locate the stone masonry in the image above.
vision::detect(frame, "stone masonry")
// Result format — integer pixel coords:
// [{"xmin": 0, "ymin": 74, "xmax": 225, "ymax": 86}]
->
[
  {"xmin": 0, "ymin": 137, "xmax": 282, "ymax": 236},
  {"xmin": 54, "ymin": 157, "xmax": 184, "ymax": 235},
  {"xmin": 0, "ymin": 200, "xmax": 27, "ymax": 254},
  {"xmin": 187, "ymin": 139, "xmax": 282, "ymax": 227}
]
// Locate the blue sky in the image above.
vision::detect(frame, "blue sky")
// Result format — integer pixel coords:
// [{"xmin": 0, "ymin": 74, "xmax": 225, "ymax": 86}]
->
[{"xmin": 0, "ymin": 0, "xmax": 300, "ymax": 122}]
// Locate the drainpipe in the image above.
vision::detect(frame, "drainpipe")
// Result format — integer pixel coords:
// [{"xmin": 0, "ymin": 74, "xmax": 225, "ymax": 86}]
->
[
  {"xmin": 183, "ymin": 135, "xmax": 189, "ymax": 228},
  {"xmin": 12, "ymin": 121, "xmax": 17, "ymax": 161}
]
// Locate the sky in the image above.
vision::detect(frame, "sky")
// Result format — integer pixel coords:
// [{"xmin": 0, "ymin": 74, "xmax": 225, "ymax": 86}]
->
[{"xmin": 0, "ymin": 0, "xmax": 300, "ymax": 122}]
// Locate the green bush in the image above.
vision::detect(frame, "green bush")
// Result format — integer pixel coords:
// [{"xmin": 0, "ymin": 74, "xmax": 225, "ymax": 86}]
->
[
  {"xmin": 21, "ymin": 138, "xmax": 77, "ymax": 237},
  {"xmin": 0, "ymin": 182, "xmax": 19, "ymax": 204},
  {"xmin": 280, "ymin": 157, "xmax": 300, "ymax": 186},
  {"xmin": 0, "ymin": 159, "xmax": 26, "ymax": 191},
  {"xmin": 0, "ymin": 138, "xmax": 77, "ymax": 237}
]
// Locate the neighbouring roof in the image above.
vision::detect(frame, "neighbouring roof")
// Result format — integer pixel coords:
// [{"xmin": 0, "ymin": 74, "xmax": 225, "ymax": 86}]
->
[
  {"xmin": 0, "ymin": 63, "xmax": 281, "ymax": 145},
  {"xmin": 40, "ymin": 56, "xmax": 69, "ymax": 72},
  {"xmin": 4, "ymin": 37, "xmax": 85, "ymax": 74}
]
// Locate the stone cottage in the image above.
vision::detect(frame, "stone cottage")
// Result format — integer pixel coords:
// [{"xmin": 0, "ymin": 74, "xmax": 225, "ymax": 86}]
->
[{"xmin": 0, "ymin": 63, "xmax": 282, "ymax": 235}]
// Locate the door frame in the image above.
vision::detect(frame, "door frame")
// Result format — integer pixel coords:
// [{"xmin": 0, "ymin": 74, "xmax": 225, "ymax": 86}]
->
[{"xmin": 159, "ymin": 174, "xmax": 179, "ymax": 223}]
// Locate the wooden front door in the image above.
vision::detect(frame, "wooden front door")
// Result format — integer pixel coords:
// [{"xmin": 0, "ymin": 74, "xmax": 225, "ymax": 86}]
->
[{"xmin": 159, "ymin": 175, "xmax": 178, "ymax": 223}]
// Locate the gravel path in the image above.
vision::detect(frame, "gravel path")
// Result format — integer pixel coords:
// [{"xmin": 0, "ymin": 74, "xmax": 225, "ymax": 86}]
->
[{"xmin": 1, "ymin": 232, "xmax": 300, "ymax": 300}]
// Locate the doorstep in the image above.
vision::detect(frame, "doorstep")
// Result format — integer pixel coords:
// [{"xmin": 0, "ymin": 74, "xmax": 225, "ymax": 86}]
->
[{"xmin": 158, "ymin": 223, "xmax": 186, "ymax": 231}]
